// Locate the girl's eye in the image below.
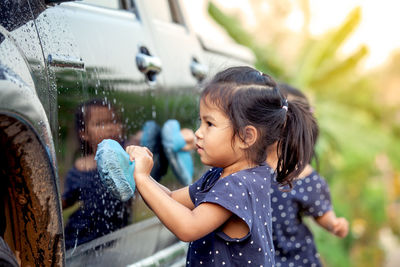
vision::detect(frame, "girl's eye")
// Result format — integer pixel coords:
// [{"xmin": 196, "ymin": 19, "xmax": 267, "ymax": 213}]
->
[{"xmin": 206, "ymin": 121, "xmax": 213, "ymax": 127}]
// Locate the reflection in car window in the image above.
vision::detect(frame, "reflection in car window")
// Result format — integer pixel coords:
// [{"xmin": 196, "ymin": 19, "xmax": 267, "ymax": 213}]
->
[
  {"xmin": 147, "ymin": 0, "xmax": 173, "ymax": 22},
  {"xmin": 146, "ymin": 0, "xmax": 185, "ymax": 25},
  {"xmin": 168, "ymin": 0, "xmax": 186, "ymax": 25},
  {"xmin": 62, "ymin": 99, "xmax": 131, "ymax": 249}
]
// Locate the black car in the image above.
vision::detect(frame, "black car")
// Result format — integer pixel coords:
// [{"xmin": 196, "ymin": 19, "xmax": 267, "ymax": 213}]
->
[{"xmin": 0, "ymin": 0, "xmax": 254, "ymax": 266}]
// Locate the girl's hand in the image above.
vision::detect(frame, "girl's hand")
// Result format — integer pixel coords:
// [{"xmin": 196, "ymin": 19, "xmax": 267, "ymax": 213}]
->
[
  {"xmin": 331, "ymin": 217, "xmax": 349, "ymax": 238},
  {"xmin": 181, "ymin": 128, "xmax": 196, "ymax": 151},
  {"xmin": 125, "ymin": 145, "xmax": 154, "ymax": 183}
]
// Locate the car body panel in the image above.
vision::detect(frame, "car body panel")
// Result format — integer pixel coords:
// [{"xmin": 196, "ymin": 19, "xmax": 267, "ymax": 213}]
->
[{"xmin": 0, "ymin": 0, "xmax": 255, "ymax": 266}]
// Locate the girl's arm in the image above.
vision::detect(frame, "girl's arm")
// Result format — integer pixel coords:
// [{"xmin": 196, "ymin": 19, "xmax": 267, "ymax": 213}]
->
[
  {"xmin": 137, "ymin": 128, "xmax": 196, "ymax": 209},
  {"xmin": 137, "ymin": 175, "xmax": 232, "ymax": 241},
  {"xmin": 127, "ymin": 146, "xmax": 231, "ymax": 241},
  {"xmin": 149, "ymin": 178, "xmax": 195, "ymax": 209},
  {"xmin": 315, "ymin": 210, "xmax": 349, "ymax": 238}
]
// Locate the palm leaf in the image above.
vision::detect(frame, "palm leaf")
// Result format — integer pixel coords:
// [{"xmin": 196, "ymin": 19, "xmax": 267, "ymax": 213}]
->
[{"xmin": 293, "ymin": 7, "xmax": 361, "ymax": 87}]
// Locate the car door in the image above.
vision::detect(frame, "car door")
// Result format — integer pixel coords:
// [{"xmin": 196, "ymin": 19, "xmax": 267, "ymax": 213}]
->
[
  {"xmin": 135, "ymin": 0, "xmax": 204, "ymax": 181},
  {"xmin": 0, "ymin": 0, "xmax": 65, "ymax": 265},
  {"xmin": 140, "ymin": 0, "xmax": 208, "ymax": 89},
  {"xmin": 35, "ymin": 0, "xmax": 185, "ymax": 265}
]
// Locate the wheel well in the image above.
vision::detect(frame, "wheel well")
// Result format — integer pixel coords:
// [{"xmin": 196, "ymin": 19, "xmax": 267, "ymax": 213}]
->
[{"xmin": 0, "ymin": 114, "xmax": 64, "ymax": 266}]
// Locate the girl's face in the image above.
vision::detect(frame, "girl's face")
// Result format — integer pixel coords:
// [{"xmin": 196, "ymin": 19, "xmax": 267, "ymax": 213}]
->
[
  {"xmin": 81, "ymin": 106, "xmax": 123, "ymax": 150},
  {"xmin": 195, "ymin": 99, "xmax": 245, "ymax": 171}
]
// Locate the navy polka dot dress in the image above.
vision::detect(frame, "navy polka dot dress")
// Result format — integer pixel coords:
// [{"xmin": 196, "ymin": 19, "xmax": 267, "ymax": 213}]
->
[
  {"xmin": 187, "ymin": 165, "xmax": 275, "ymax": 266},
  {"xmin": 62, "ymin": 168, "xmax": 130, "ymax": 249},
  {"xmin": 271, "ymin": 171, "xmax": 332, "ymax": 267}
]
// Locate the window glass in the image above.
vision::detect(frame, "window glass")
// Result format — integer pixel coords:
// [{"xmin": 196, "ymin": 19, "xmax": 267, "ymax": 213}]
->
[
  {"xmin": 147, "ymin": 0, "xmax": 173, "ymax": 22},
  {"xmin": 144, "ymin": 0, "xmax": 186, "ymax": 25},
  {"xmin": 168, "ymin": 0, "xmax": 185, "ymax": 25}
]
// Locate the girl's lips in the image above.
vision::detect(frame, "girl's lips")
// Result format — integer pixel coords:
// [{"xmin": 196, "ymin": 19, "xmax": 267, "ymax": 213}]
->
[{"xmin": 196, "ymin": 144, "xmax": 203, "ymax": 153}]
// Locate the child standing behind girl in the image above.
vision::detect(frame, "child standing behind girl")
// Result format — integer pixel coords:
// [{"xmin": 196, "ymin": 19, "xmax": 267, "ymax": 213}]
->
[
  {"xmin": 268, "ymin": 84, "xmax": 349, "ymax": 267},
  {"xmin": 125, "ymin": 66, "xmax": 316, "ymax": 266}
]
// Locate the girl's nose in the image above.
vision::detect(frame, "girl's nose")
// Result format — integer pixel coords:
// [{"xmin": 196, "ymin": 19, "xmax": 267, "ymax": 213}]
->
[
  {"xmin": 105, "ymin": 122, "xmax": 121, "ymax": 135},
  {"xmin": 194, "ymin": 128, "xmax": 202, "ymax": 140}
]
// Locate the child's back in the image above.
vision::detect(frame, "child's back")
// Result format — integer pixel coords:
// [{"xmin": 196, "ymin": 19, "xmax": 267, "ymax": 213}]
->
[
  {"xmin": 271, "ymin": 169, "xmax": 331, "ymax": 267},
  {"xmin": 269, "ymin": 83, "xmax": 349, "ymax": 266}
]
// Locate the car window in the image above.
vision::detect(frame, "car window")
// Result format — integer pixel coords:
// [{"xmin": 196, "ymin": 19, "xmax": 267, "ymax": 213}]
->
[
  {"xmin": 145, "ymin": 0, "xmax": 185, "ymax": 25},
  {"xmin": 146, "ymin": 0, "xmax": 172, "ymax": 22},
  {"xmin": 35, "ymin": 2, "xmax": 195, "ymax": 259},
  {"xmin": 168, "ymin": 0, "xmax": 186, "ymax": 25}
]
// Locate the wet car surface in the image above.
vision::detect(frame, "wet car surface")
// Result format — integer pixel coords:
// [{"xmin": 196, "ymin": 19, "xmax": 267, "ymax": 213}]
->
[{"xmin": 0, "ymin": 0, "xmax": 254, "ymax": 265}]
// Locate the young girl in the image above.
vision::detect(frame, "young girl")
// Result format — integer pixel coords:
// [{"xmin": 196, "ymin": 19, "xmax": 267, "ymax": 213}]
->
[
  {"xmin": 62, "ymin": 99, "xmax": 131, "ymax": 249},
  {"xmin": 125, "ymin": 66, "xmax": 316, "ymax": 266},
  {"xmin": 268, "ymin": 84, "xmax": 349, "ymax": 267}
]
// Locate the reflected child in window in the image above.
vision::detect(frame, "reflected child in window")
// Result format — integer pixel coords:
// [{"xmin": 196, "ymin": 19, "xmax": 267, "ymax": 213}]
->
[{"xmin": 62, "ymin": 98, "xmax": 131, "ymax": 250}]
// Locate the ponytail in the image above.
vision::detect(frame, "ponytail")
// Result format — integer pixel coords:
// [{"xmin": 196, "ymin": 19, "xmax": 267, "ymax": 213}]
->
[
  {"xmin": 276, "ymin": 99, "xmax": 316, "ymax": 186},
  {"xmin": 199, "ymin": 66, "xmax": 317, "ymax": 186}
]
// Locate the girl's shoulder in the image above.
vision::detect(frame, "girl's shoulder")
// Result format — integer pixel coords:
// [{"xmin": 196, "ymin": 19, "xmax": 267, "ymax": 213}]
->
[
  {"xmin": 202, "ymin": 167, "xmax": 223, "ymax": 180},
  {"xmin": 193, "ymin": 165, "xmax": 274, "ymax": 192},
  {"xmin": 192, "ymin": 167, "xmax": 223, "ymax": 188},
  {"xmin": 294, "ymin": 170, "xmax": 328, "ymax": 186},
  {"xmin": 74, "ymin": 154, "xmax": 97, "ymax": 172},
  {"xmin": 217, "ymin": 165, "xmax": 274, "ymax": 191},
  {"xmin": 65, "ymin": 164, "xmax": 97, "ymax": 181},
  {"xmin": 228, "ymin": 164, "xmax": 275, "ymax": 181}
]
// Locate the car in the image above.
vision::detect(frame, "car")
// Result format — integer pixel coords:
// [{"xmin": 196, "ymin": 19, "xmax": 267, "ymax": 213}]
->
[{"xmin": 0, "ymin": 0, "xmax": 254, "ymax": 266}]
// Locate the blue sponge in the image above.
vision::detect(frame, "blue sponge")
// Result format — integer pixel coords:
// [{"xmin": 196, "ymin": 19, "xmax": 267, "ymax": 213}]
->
[
  {"xmin": 161, "ymin": 120, "xmax": 193, "ymax": 186},
  {"xmin": 140, "ymin": 120, "xmax": 160, "ymax": 151},
  {"xmin": 140, "ymin": 121, "xmax": 168, "ymax": 181},
  {"xmin": 95, "ymin": 139, "xmax": 135, "ymax": 202}
]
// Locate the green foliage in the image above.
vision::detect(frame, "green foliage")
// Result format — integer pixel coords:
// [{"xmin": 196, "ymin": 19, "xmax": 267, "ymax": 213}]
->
[
  {"xmin": 208, "ymin": 2, "xmax": 286, "ymax": 78},
  {"xmin": 293, "ymin": 7, "xmax": 362, "ymax": 88},
  {"xmin": 307, "ymin": 218, "xmax": 352, "ymax": 267},
  {"xmin": 310, "ymin": 45, "xmax": 369, "ymax": 87},
  {"xmin": 209, "ymin": 2, "xmax": 399, "ymax": 266}
]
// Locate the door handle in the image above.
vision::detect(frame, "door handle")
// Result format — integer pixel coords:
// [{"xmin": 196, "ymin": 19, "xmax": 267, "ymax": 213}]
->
[
  {"xmin": 47, "ymin": 54, "xmax": 84, "ymax": 70},
  {"xmin": 135, "ymin": 53, "xmax": 162, "ymax": 74},
  {"xmin": 190, "ymin": 59, "xmax": 207, "ymax": 81}
]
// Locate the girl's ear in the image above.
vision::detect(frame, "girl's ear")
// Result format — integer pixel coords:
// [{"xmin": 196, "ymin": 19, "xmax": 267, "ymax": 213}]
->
[{"xmin": 240, "ymin": 125, "xmax": 258, "ymax": 148}]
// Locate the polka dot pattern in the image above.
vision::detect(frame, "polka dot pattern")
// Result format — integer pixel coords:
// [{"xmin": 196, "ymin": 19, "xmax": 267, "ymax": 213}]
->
[
  {"xmin": 271, "ymin": 171, "xmax": 332, "ymax": 267},
  {"xmin": 187, "ymin": 165, "xmax": 275, "ymax": 266}
]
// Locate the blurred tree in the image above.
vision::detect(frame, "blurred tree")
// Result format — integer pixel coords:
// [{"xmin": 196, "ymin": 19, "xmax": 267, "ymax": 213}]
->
[{"xmin": 208, "ymin": 1, "xmax": 400, "ymax": 266}]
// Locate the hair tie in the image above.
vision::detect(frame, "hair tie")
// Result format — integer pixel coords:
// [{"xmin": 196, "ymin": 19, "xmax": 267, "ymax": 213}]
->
[{"xmin": 282, "ymin": 99, "xmax": 288, "ymax": 111}]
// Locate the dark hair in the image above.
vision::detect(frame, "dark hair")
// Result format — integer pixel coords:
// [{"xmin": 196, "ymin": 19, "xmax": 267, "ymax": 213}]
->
[
  {"xmin": 278, "ymin": 83, "xmax": 319, "ymax": 165},
  {"xmin": 278, "ymin": 83, "xmax": 308, "ymax": 104},
  {"xmin": 201, "ymin": 66, "xmax": 316, "ymax": 186},
  {"xmin": 75, "ymin": 98, "xmax": 121, "ymax": 154}
]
